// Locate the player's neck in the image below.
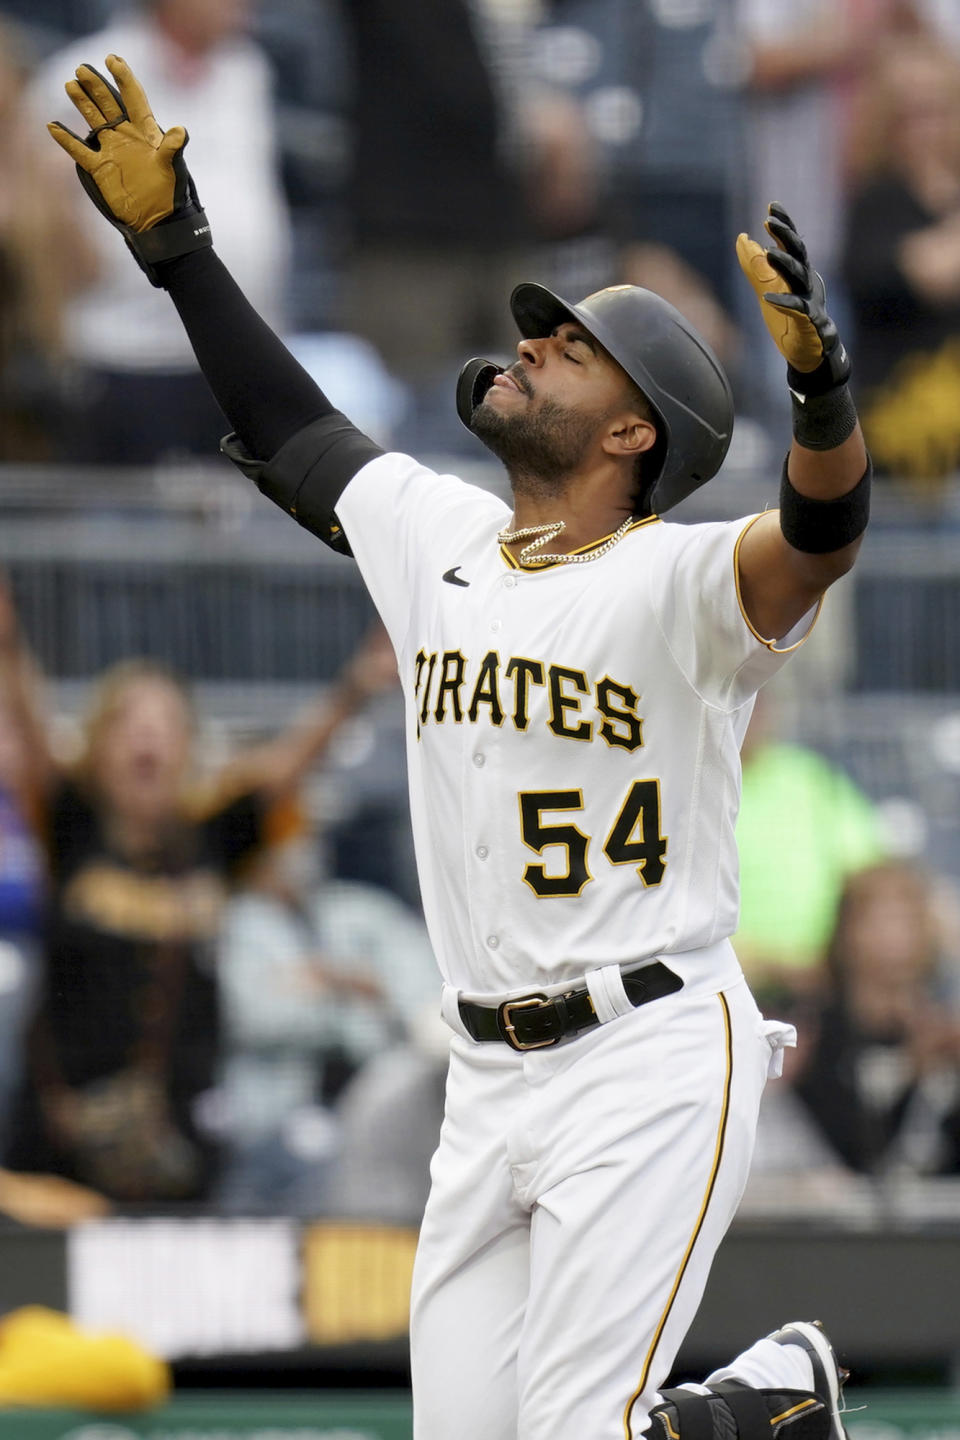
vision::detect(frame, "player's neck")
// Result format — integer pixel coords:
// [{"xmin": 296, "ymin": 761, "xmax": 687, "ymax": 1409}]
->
[{"xmin": 505, "ymin": 490, "xmax": 634, "ymax": 558}]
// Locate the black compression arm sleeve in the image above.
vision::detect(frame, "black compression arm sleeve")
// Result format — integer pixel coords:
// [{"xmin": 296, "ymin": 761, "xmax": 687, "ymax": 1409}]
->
[
  {"xmin": 158, "ymin": 247, "xmax": 333, "ymax": 461},
  {"xmin": 157, "ymin": 248, "xmax": 384, "ymax": 555}
]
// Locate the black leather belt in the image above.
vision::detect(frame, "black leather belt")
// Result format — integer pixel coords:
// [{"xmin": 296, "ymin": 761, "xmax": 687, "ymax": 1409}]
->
[{"xmin": 458, "ymin": 961, "xmax": 683, "ymax": 1052}]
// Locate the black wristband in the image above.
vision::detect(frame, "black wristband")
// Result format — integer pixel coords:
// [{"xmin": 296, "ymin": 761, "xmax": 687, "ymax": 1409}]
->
[
  {"xmin": 779, "ymin": 455, "xmax": 871, "ymax": 554},
  {"xmin": 789, "ymin": 381, "xmax": 858, "ymax": 451},
  {"xmin": 75, "ymin": 157, "xmax": 213, "ymax": 289},
  {"xmin": 137, "ymin": 208, "xmax": 212, "ymax": 265}
]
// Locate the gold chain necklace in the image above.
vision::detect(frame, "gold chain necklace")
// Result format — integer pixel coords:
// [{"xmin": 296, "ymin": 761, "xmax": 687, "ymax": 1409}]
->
[{"xmin": 497, "ymin": 516, "xmax": 634, "ymax": 566}]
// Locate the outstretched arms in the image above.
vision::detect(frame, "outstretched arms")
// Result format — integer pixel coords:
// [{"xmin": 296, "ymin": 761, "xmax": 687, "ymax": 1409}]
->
[{"xmin": 735, "ymin": 204, "xmax": 869, "ymax": 644}]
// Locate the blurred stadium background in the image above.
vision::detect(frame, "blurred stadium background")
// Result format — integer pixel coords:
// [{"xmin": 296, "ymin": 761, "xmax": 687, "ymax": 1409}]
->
[{"xmin": 1, "ymin": 1, "xmax": 960, "ymax": 1437}]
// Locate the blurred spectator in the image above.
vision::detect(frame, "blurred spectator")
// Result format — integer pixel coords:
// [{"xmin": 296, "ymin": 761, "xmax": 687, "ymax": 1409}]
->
[
  {"xmin": 524, "ymin": 1, "xmax": 754, "ymax": 420},
  {"xmin": 1, "ymin": 617, "xmax": 398, "ymax": 1203},
  {"xmin": 0, "ymin": 1165, "xmax": 110, "ymax": 1226},
  {"xmin": 914, "ymin": 0, "xmax": 960, "ymax": 49},
  {"xmin": 0, "ymin": 584, "xmax": 48, "ymax": 1153},
  {"xmin": 328, "ymin": 1031, "xmax": 448, "ymax": 1227},
  {"xmin": 744, "ymin": 988, "xmax": 865, "ymax": 1211},
  {"xmin": 793, "ymin": 860, "xmax": 960, "ymax": 1176},
  {"xmin": 592, "ymin": 0, "xmax": 743, "ymax": 308},
  {"xmin": 336, "ymin": 0, "xmax": 596, "ymax": 456},
  {"xmin": 0, "ymin": 3, "xmax": 113, "ymax": 64},
  {"xmin": 734, "ymin": 0, "xmax": 868, "ymax": 425},
  {"xmin": 28, "ymin": 0, "xmax": 291, "ymax": 464},
  {"xmin": 515, "ymin": 0, "xmax": 744, "ymax": 360},
  {"xmin": 842, "ymin": 36, "xmax": 960, "ymax": 485},
  {"xmin": 0, "ymin": 21, "xmax": 97, "ymax": 460},
  {"xmin": 242, "ymin": 0, "xmax": 350, "ymax": 330},
  {"xmin": 215, "ymin": 793, "xmax": 438, "ymax": 1217},
  {"xmin": 734, "ymin": 689, "xmax": 888, "ymax": 1008},
  {"xmin": 736, "ymin": 0, "xmax": 857, "ymax": 287}
]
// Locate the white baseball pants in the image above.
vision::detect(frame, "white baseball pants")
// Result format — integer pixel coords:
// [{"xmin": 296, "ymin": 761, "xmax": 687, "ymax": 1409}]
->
[{"xmin": 410, "ymin": 976, "xmax": 792, "ymax": 1440}]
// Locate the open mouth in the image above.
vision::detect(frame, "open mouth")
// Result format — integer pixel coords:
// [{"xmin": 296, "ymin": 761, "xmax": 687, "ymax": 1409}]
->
[{"xmin": 131, "ymin": 752, "xmax": 163, "ymax": 781}]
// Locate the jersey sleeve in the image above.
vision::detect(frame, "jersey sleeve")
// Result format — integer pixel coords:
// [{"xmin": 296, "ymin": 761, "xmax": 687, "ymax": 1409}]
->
[
  {"xmin": 334, "ymin": 453, "xmax": 507, "ymax": 654},
  {"xmin": 649, "ymin": 515, "xmax": 819, "ymax": 709}
]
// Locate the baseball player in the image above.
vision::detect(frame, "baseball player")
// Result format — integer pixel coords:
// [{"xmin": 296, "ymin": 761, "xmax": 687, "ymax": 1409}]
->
[{"xmin": 45, "ymin": 56, "xmax": 869, "ymax": 1440}]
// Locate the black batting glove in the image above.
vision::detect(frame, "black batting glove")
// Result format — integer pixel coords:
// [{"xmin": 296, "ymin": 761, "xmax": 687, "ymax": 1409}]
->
[{"xmin": 737, "ymin": 202, "xmax": 850, "ymax": 397}]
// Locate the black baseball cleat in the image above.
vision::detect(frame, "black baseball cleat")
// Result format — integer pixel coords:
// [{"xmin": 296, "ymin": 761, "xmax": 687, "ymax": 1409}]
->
[{"xmin": 766, "ymin": 1321, "xmax": 849, "ymax": 1440}]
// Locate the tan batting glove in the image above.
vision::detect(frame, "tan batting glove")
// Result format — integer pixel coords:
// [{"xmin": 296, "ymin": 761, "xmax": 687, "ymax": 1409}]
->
[
  {"xmin": 737, "ymin": 202, "xmax": 849, "ymax": 392},
  {"xmin": 50, "ymin": 55, "xmax": 187, "ymax": 230},
  {"xmin": 47, "ymin": 54, "xmax": 212, "ymax": 284}
]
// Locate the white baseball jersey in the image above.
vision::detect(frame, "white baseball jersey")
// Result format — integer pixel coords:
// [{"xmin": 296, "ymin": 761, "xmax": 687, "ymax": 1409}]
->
[
  {"xmin": 336, "ymin": 450, "xmax": 806, "ymax": 1440},
  {"xmin": 336, "ymin": 453, "xmax": 816, "ymax": 1000}
]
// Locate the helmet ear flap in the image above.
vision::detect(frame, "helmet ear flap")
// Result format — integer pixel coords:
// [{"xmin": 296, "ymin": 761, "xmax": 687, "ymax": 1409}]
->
[{"xmin": 456, "ymin": 358, "xmax": 504, "ymax": 429}]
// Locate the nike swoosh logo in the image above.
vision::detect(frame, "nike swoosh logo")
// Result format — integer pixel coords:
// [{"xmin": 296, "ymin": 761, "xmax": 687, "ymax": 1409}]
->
[{"xmin": 442, "ymin": 567, "xmax": 470, "ymax": 587}]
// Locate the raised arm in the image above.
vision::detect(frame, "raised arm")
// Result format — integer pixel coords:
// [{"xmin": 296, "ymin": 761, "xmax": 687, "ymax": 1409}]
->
[
  {"xmin": 47, "ymin": 55, "xmax": 382, "ymax": 551},
  {"xmin": 218, "ymin": 623, "xmax": 400, "ymax": 802},
  {"xmin": 0, "ymin": 577, "xmax": 57, "ymax": 813},
  {"xmin": 735, "ymin": 204, "xmax": 869, "ymax": 644}
]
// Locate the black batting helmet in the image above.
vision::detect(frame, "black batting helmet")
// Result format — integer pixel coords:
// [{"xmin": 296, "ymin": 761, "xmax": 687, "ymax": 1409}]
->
[{"xmin": 456, "ymin": 282, "xmax": 734, "ymax": 514}]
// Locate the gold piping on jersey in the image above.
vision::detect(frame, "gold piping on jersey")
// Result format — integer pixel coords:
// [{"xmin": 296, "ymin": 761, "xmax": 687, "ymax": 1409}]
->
[
  {"xmin": 732, "ymin": 513, "xmax": 824, "ymax": 653},
  {"xmin": 770, "ymin": 1398, "xmax": 821, "ymax": 1426},
  {"xmin": 623, "ymin": 991, "xmax": 734, "ymax": 1440},
  {"xmin": 500, "ymin": 515, "xmax": 658, "ymax": 571}
]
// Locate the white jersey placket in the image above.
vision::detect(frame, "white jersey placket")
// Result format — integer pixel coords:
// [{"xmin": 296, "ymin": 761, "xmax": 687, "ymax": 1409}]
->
[{"xmin": 460, "ymin": 563, "xmax": 526, "ymax": 984}]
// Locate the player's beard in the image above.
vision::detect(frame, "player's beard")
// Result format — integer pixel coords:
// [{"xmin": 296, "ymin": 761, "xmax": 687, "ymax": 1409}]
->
[{"xmin": 471, "ymin": 383, "xmax": 609, "ymax": 501}]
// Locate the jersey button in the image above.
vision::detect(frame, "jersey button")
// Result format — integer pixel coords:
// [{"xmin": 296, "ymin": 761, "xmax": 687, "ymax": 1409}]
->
[
  {"xmin": 503, "ymin": 575, "xmax": 517, "ymax": 589},
  {"xmin": 490, "ymin": 619, "xmax": 502, "ymax": 633},
  {"xmin": 487, "ymin": 934, "xmax": 500, "ymax": 949},
  {"xmin": 476, "ymin": 844, "xmax": 489, "ymax": 860},
  {"xmin": 473, "ymin": 752, "xmax": 486, "ymax": 768}
]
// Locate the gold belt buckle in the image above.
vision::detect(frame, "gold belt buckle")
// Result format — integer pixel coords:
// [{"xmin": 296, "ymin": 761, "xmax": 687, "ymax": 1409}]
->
[{"xmin": 499, "ymin": 993, "xmax": 560, "ymax": 1051}]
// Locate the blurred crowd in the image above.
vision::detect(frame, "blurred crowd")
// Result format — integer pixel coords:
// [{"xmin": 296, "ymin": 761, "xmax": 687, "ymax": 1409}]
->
[
  {"xmin": 0, "ymin": 569, "xmax": 959, "ymax": 1229},
  {"xmin": 0, "ymin": 0, "xmax": 958, "ymax": 1230},
  {"xmin": 0, "ymin": 582, "xmax": 453, "ymax": 1223}
]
